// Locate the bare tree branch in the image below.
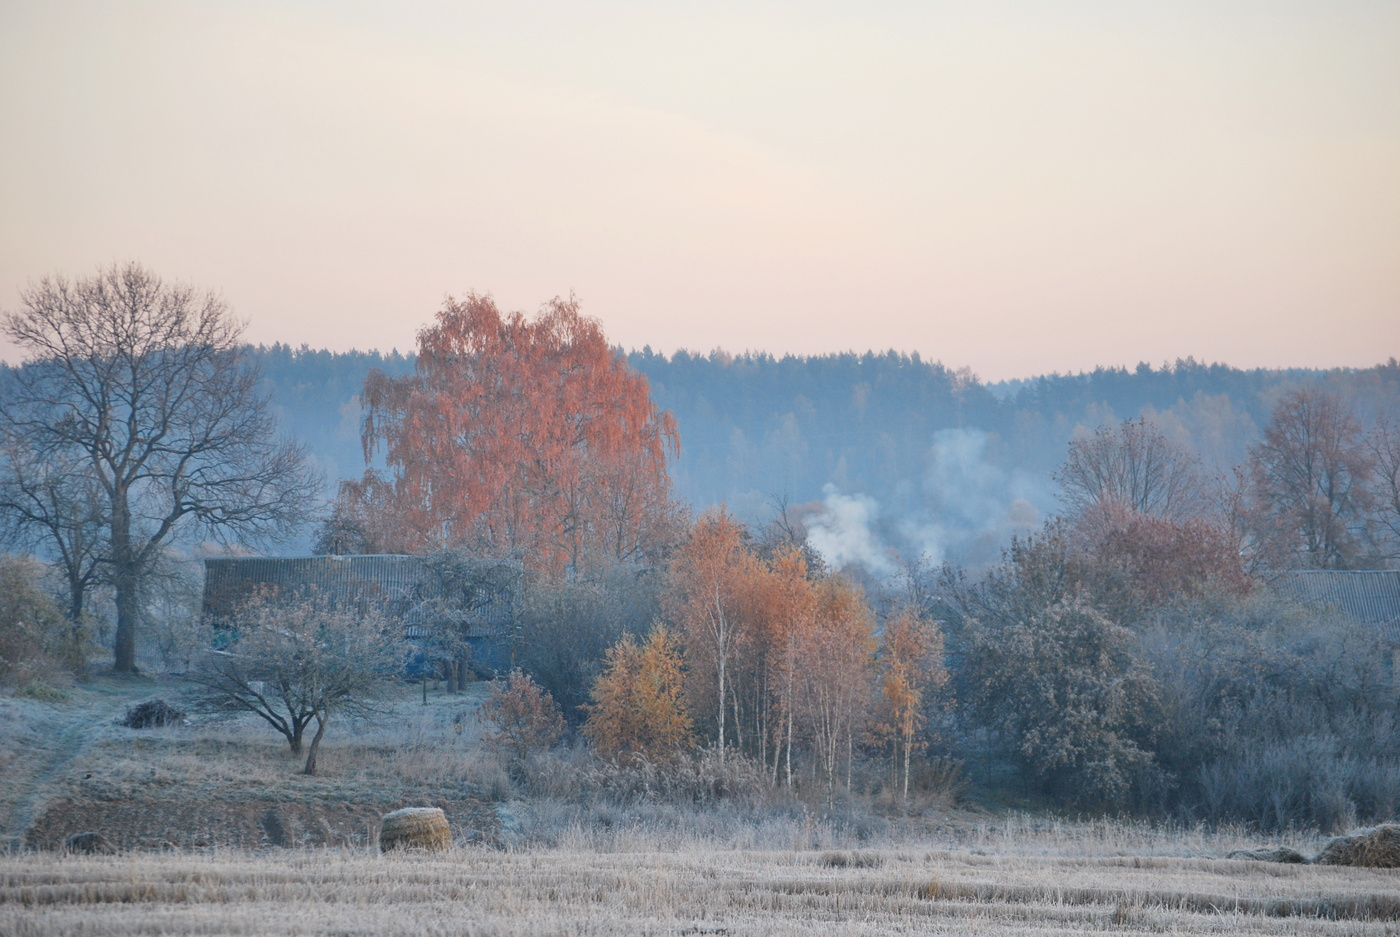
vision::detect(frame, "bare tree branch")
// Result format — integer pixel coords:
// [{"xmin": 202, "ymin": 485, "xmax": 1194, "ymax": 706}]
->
[{"xmin": 1, "ymin": 263, "xmax": 322, "ymax": 671}]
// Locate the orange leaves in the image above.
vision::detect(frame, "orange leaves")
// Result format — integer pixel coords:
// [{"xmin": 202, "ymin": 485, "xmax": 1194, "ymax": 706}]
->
[
  {"xmin": 481, "ymin": 670, "xmax": 565, "ymax": 771},
  {"xmin": 662, "ymin": 509, "xmax": 754, "ymax": 756},
  {"xmin": 663, "ymin": 512, "xmax": 881, "ymax": 786},
  {"xmin": 877, "ymin": 608, "xmax": 949, "ymax": 797},
  {"xmin": 583, "ymin": 627, "xmax": 693, "ymax": 762},
  {"xmin": 347, "ymin": 294, "xmax": 678, "ymax": 571}
]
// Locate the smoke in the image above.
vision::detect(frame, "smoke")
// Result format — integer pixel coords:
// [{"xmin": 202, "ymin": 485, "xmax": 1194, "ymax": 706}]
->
[
  {"xmin": 900, "ymin": 428, "xmax": 1045, "ymax": 566},
  {"xmin": 805, "ymin": 429, "xmax": 1048, "ymax": 579},
  {"xmin": 804, "ymin": 486, "xmax": 900, "ymax": 580}
]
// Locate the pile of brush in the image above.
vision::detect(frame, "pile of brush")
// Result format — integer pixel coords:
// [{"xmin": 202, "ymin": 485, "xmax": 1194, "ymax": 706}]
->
[{"xmin": 121, "ymin": 699, "xmax": 184, "ymax": 729}]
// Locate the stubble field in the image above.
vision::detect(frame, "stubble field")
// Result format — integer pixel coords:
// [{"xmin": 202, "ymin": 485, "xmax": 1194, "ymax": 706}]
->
[
  {"xmin": 4, "ymin": 842, "xmax": 1399, "ymax": 936},
  {"xmin": 2, "ymin": 677, "xmax": 1395, "ymax": 936}
]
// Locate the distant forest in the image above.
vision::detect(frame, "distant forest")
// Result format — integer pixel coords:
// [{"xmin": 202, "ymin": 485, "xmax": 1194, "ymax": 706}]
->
[{"xmin": 253, "ymin": 344, "xmax": 1400, "ymax": 570}]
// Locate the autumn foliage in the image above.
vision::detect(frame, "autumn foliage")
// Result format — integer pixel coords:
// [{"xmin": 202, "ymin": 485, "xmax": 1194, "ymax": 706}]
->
[
  {"xmin": 659, "ymin": 510, "xmax": 932, "ymax": 793},
  {"xmin": 481, "ymin": 670, "xmax": 566, "ymax": 771},
  {"xmin": 876, "ymin": 608, "xmax": 948, "ymax": 798},
  {"xmin": 583, "ymin": 627, "xmax": 692, "ymax": 762},
  {"xmin": 330, "ymin": 294, "xmax": 679, "ymax": 573}
]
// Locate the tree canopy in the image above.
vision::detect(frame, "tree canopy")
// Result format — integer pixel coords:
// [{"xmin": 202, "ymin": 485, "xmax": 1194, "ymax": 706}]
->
[
  {"xmin": 0, "ymin": 263, "xmax": 319, "ymax": 671},
  {"xmin": 327, "ymin": 294, "xmax": 679, "ymax": 574}
]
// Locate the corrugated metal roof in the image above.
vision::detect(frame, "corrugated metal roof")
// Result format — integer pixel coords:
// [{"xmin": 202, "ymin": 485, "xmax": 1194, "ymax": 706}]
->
[
  {"xmin": 1271, "ymin": 570, "xmax": 1400, "ymax": 645},
  {"xmin": 202, "ymin": 554, "xmax": 517, "ymax": 638}
]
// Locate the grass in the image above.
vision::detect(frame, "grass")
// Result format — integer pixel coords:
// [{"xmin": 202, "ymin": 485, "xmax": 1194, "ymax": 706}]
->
[
  {"xmin": 1, "ymin": 674, "xmax": 1393, "ymax": 934},
  {"xmin": 3, "ymin": 843, "xmax": 1399, "ymax": 936}
]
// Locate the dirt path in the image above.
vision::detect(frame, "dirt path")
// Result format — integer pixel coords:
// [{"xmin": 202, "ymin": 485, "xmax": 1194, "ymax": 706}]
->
[
  {"xmin": 0, "ymin": 679, "xmax": 154, "ymax": 852},
  {"xmin": 1, "ymin": 712, "xmax": 97, "ymax": 851}
]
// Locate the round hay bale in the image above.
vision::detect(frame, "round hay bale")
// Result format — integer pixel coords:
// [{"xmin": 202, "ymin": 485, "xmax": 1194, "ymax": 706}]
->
[
  {"xmin": 64, "ymin": 832, "xmax": 115, "ymax": 855},
  {"xmin": 1312, "ymin": 824, "xmax": 1400, "ymax": 868},
  {"xmin": 1226, "ymin": 847, "xmax": 1307, "ymax": 864},
  {"xmin": 380, "ymin": 807, "xmax": 450, "ymax": 853}
]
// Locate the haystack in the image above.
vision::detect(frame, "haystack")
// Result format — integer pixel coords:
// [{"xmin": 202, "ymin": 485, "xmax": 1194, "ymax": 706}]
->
[
  {"xmin": 1226, "ymin": 847, "xmax": 1307, "ymax": 863},
  {"xmin": 1312, "ymin": 824, "xmax": 1400, "ymax": 868},
  {"xmin": 64, "ymin": 832, "xmax": 115, "ymax": 854},
  {"xmin": 380, "ymin": 807, "xmax": 451, "ymax": 852}
]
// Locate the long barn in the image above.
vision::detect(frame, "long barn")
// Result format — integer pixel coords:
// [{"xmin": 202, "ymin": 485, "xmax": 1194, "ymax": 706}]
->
[{"xmin": 201, "ymin": 554, "xmax": 520, "ymax": 676}]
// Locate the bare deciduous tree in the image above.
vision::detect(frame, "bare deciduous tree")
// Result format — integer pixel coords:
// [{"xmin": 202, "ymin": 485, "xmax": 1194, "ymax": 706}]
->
[
  {"xmin": 0, "ymin": 263, "xmax": 321, "ymax": 672},
  {"xmin": 1249, "ymin": 387, "xmax": 1375, "ymax": 569},
  {"xmin": 0, "ymin": 431, "xmax": 107, "ymax": 624},
  {"xmin": 187, "ymin": 591, "xmax": 403, "ymax": 775},
  {"xmin": 1368, "ymin": 418, "xmax": 1400, "ymax": 561},
  {"xmin": 1054, "ymin": 417, "xmax": 1202, "ymax": 522}
]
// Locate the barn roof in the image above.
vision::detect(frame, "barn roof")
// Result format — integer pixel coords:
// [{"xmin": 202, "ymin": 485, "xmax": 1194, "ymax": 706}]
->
[
  {"xmin": 1270, "ymin": 570, "xmax": 1400, "ymax": 645},
  {"xmin": 202, "ymin": 554, "xmax": 518, "ymax": 638}
]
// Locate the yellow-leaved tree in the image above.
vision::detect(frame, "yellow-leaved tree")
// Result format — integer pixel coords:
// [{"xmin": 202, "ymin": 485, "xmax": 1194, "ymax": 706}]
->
[
  {"xmin": 584, "ymin": 627, "xmax": 692, "ymax": 762},
  {"xmin": 877, "ymin": 608, "xmax": 948, "ymax": 799}
]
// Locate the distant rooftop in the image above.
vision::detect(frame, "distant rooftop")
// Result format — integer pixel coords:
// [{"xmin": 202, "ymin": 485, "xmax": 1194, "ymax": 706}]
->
[{"xmin": 1271, "ymin": 570, "xmax": 1400, "ymax": 645}]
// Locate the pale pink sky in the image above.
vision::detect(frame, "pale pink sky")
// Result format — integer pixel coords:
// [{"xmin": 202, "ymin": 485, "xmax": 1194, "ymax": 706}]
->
[{"xmin": 1, "ymin": 1, "xmax": 1397, "ymax": 381}]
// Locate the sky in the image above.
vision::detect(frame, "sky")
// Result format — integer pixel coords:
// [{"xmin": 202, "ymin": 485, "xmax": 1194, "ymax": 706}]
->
[{"xmin": 1, "ymin": 0, "xmax": 1396, "ymax": 381}]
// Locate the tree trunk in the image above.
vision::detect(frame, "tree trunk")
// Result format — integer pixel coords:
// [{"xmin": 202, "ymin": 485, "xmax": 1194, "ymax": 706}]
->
[
  {"xmin": 67, "ymin": 575, "xmax": 86, "ymax": 625},
  {"xmin": 714, "ymin": 597, "xmax": 727, "ymax": 762},
  {"xmin": 784, "ymin": 708, "xmax": 794, "ymax": 787},
  {"xmin": 110, "ymin": 503, "xmax": 140, "ymax": 673},
  {"xmin": 303, "ymin": 715, "xmax": 327, "ymax": 775},
  {"xmin": 113, "ymin": 568, "xmax": 140, "ymax": 673}
]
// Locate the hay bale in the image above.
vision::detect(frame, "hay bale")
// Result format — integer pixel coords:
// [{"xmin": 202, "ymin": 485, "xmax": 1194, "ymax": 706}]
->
[
  {"xmin": 121, "ymin": 699, "xmax": 183, "ymax": 729},
  {"xmin": 1226, "ymin": 847, "xmax": 1307, "ymax": 863},
  {"xmin": 1312, "ymin": 824, "xmax": 1400, "ymax": 868},
  {"xmin": 380, "ymin": 807, "xmax": 450, "ymax": 852},
  {"xmin": 64, "ymin": 832, "xmax": 114, "ymax": 854}
]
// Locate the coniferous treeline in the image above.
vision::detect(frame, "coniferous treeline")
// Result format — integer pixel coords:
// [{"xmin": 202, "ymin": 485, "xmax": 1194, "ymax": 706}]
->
[{"xmin": 245, "ymin": 343, "xmax": 1399, "ymax": 565}]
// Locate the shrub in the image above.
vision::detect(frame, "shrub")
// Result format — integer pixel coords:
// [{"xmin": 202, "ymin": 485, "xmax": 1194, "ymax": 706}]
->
[
  {"xmin": 481, "ymin": 670, "xmax": 564, "ymax": 772},
  {"xmin": 18, "ymin": 679, "xmax": 69, "ymax": 703},
  {"xmin": 961, "ymin": 593, "xmax": 1160, "ymax": 808},
  {"xmin": 0, "ymin": 555, "xmax": 68, "ymax": 684}
]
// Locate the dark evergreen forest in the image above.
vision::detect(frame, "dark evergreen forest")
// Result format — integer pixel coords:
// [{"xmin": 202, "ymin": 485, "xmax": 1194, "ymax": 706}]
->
[{"xmin": 249, "ymin": 344, "xmax": 1398, "ymax": 569}]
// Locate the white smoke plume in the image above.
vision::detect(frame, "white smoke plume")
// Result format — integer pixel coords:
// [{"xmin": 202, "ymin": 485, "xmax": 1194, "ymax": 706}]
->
[
  {"xmin": 804, "ymin": 486, "xmax": 900, "ymax": 580},
  {"xmin": 804, "ymin": 429, "xmax": 1048, "ymax": 579}
]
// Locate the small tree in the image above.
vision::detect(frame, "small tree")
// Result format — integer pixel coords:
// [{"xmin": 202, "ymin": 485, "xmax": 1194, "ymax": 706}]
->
[
  {"xmin": 876, "ymin": 607, "xmax": 948, "ymax": 799},
  {"xmin": 412, "ymin": 551, "xmax": 521, "ymax": 693},
  {"xmin": 480, "ymin": 669, "xmax": 564, "ymax": 772},
  {"xmin": 1054, "ymin": 417, "xmax": 1203, "ymax": 523},
  {"xmin": 1249, "ymin": 387, "xmax": 1376, "ymax": 569},
  {"xmin": 187, "ymin": 591, "xmax": 403, "ymax": 775},
  {"xmin": 584, "ymin": 627, "xmax": 692, "ymax": 762}
]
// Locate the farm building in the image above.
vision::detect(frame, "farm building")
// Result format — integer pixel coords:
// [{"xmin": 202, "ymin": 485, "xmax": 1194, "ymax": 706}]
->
[
  {"xmin": 1272, "ymin": 569, "xmax": 1400, "ymax": 681},
  {"xmin": 201, "ymin": 554, "xmax": 521, "ymax": 675}
]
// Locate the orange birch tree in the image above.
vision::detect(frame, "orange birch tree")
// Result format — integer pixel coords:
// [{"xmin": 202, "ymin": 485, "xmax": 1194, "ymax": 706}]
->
[
  {"xmin": 753, "ymin": 545, "xmax": 817, "ymax": 786},
  {"xmin": 800, "ymin": 576, "xmax": 877, "ymax": 797},
  {"xmin": 330, "ymin": 294, "xmax": 678, "ymax": 574},
  {"xmin": 663, "ymin": 509, "xmax": 755, "ymax": 761},
  {"xmin": 583, "ymin": 627, "xmax": 692, "ymax": 762},
  {"xmin": 878, "ymin": 608, "xmax": 949, "ymax": 799}
]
